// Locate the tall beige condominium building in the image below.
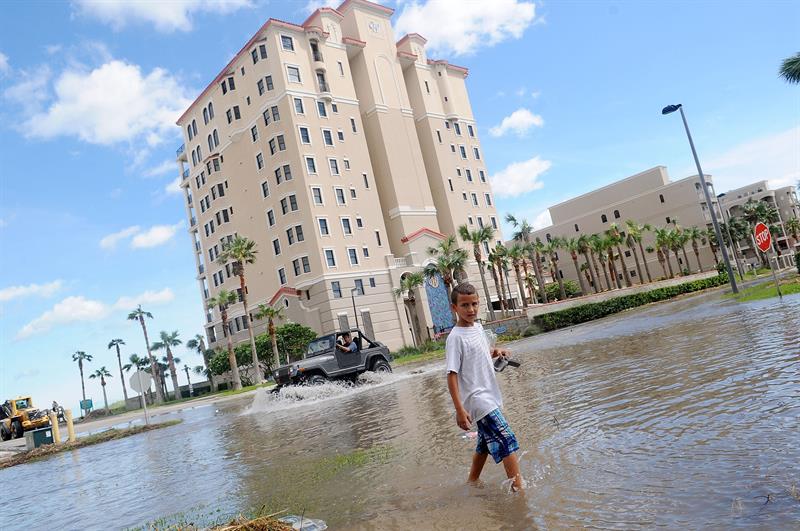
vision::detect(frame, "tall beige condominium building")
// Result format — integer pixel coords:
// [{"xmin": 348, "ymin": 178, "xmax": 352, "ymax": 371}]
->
[
  {"xmin": 175, "ymin": 0, "xmax": 503, "ymax": 352},
  {"xmin": 528, "ymin": 166, "xmax": 720, "ymax": 287},
  {"xmin": 718, "ymin": 180, "xmax": 799, "ymax": 261}
]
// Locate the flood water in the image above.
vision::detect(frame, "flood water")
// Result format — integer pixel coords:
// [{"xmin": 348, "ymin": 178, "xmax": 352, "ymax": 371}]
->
[{"xmin": 3, "ymin": 290, "xmax": 800, "ymax": 530}]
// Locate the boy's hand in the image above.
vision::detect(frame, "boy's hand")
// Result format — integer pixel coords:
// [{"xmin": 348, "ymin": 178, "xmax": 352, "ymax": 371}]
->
[
  {"xmin": 456, "ymin": 408, "xmax": 472, "ymax": 431},
  {"xmin": 491, "ymin": 347, "xmax": 510, "ymax": 359}
]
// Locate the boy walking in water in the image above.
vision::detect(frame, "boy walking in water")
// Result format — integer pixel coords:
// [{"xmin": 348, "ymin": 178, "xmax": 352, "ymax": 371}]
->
[{"xmin": 446, "ymin": 283, "xmax": 523, "ymax": 491}]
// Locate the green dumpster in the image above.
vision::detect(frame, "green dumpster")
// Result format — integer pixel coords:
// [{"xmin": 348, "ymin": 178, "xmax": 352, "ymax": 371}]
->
[{"xmin": 24, "ymin": 427, "xmax": 54, "ymax": 450}]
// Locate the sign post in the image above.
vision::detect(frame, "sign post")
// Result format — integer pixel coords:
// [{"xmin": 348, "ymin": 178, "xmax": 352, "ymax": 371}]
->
[
  {"xmin": 129, "ymin": 370, "xmax": 152, "ymax": 426},
  {"xmin": 754, "ymin": 222, "xmax": 782, "ymax": 298}
]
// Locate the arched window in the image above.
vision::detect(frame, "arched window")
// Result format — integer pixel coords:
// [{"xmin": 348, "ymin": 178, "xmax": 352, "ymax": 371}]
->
[
  {"xmin": 191, "ymin": 150, "xmax": 197, "ymax": 166},
  {"xmin": 601, "ymin": 214, "xmax": 608, "ymax": 223},
  {"xmin": 574, "ymin": 224, "xmax": 579, "ymax": 232},
  {"xmin": 187, "ymin": 125, "xmax": 193, "ymax": 140},
  {"xmin": 208, "ymin": 102, "xmax": 214, "ymax": 119},
  {"xmin": 659, "ymin": 194, "xmax": 665, "ymax": 203},
  {"xmin": 192, "ymin": 120, "xmax": 197, "ymax": 137},
  {"xmin": 614, "ymin": 209, "xmax": 620, "ymax": 219},
  {"xmin": 196, "ymin": 146, "xmax": 202, "ymax": 161},
  {"xmin": 208, "ymin": 134, "xmax": 213, "ymax": 152},
  {"xmin": 203, "ymin": 108, "xmax": 209, "ymax": 125},
  {"xmin": 213, "ymin": 129, "xmax": 219, "ymax": 147},
  {"xmin": 546, "ymin": 233, "xmax": 551, "ymax": 242}
]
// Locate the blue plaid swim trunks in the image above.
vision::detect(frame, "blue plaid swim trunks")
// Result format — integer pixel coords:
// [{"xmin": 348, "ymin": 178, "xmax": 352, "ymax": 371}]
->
[{"xmin": 475, "ymin": 409, "xmax": 519, "ymax": 463}]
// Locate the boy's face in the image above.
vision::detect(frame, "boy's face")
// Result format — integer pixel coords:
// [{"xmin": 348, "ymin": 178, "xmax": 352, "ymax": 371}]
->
[{"xmin": 452, "ymin": 292, "xmax": 480, "ymax": 324}]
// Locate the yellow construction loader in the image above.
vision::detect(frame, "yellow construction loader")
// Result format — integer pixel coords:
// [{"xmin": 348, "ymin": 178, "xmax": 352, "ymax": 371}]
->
[{"xmin": 0, "ymin": 396, "xmax": 51, "ymax": 440}]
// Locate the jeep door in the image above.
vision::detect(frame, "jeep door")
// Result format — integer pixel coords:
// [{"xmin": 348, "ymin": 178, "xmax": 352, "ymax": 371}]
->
[{"xmin": 334, "ymin": 333, "xmax": 362, "ymax": 370}]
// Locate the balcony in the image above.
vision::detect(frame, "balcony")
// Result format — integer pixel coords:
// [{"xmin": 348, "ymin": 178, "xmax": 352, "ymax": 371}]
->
[
  {"xmin": 195, "ymin": 241, "xmax": 201, "ymax": 252},
  {"xmin": 187, "ymin": 195, "xmax": 193, "ymax": 206},
  {"xmin": 190, "ymin": 216, "xmax": 197, "ymax": 227},
  {"xmin": 176, "ymin": 144, "xmax": 187, "ymax": 162},
  {"xmin": 182, "ymin": 167, "xmax": 190, "ymax": 180},
  {"xmin": 198, "ymin": 263, "xmax": 205, "ymax": 275},
  {"xmin": 313, "ymin": 50, "xmax": 324, "ymax": 63}
]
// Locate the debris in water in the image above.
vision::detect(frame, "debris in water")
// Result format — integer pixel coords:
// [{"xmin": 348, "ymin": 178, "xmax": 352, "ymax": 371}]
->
[
  {"xmin": 731, "ymin": 498, "xmax": 743, "ymax": 516},
  {"xmin": 278, "ymin": 515, "xmax": 327, "ymax": 531}
]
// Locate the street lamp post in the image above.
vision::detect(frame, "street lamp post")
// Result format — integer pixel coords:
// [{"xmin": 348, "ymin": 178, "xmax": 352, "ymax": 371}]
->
[
  {"xmin": 350, "ymin": 287, "xmax": 360, "ymax": 330},
  {"xmin": 662, "ymin": 104, "xmax": 738, "ymax": 293},
  {"xmin": 715, "ymin": 192, "xmax": 746, "ymax": 280}
]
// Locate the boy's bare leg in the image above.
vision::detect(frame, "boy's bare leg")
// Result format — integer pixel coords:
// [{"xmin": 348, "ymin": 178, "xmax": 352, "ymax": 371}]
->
[
  {"xmin": 468, "ymin": 452, "xmax": 489, "ymax": 483},
  {"xmin": 502, "ymin": 453, "xmax": 523, "ymax": 491}
]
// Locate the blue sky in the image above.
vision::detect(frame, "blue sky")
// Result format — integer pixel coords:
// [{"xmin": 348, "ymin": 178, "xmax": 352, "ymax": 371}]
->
[{"xmin": 1, "ymin": 0, "xmax": 798, "ymax": 412}]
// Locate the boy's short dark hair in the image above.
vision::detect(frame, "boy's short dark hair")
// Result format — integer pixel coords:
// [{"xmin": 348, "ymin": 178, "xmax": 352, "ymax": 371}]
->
[{"xmin": 450, "ymin": 282, "xmax": 478, "ymax": 304}]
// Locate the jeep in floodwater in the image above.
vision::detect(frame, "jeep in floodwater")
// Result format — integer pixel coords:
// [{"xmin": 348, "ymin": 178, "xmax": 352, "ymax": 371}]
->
[{"xmin": 271, "ymin": 329, "xmax": 392, "ymax": 387}]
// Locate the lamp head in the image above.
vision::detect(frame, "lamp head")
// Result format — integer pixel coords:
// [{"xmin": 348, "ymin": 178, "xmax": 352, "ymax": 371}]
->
[{"xmin": 661, "ymin": 104, "xmax": 682, "ymax": 115}]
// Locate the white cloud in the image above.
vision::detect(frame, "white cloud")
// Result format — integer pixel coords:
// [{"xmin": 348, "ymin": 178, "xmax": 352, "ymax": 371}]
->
[
  {"xmin": 489, "ymin": 108, "xmax": 544, "ymax": 137},
  {"xmin": 113, "ymin": 288, "xmax": 175, "ymax": 310},
  {"xmin": 73, "ymin": 0, "xmax": 253, "ymax": 32},
  {"xmin": 16, "ymin": 296, "xmax": 109, "ymax": 339},
  {"xmin": 0, "ymin": 281, "xmax": 63, "ymax": 303},
  {"xmin": 303, "ymin": 0, "xmax": 339, "ymax": 14},
  {"xmin": 700, "ymin": 127, "xmax": 800, "ymax": 193},
  {"xmin": 0, "ymin": 52, "xmax": 9, "ymax": 75},
  {"xmin": 3, "ymin": 65, "xmax": 51, "ymax": 114},
  {"xmin": 144, "ymin": 159, "xmax": 177, "ymax": 178},
  {"xmin": 165, "ymin": 177, "xmax": 183, "ymax": 195},
  {"xmin": 490, "ymin": 156, "xmax": 552, "ymax": 198},
  {"xmin": 16, "ymin": 288, "xmax": 175, "ymax": 340},
  {"xmin": 131, "ymin": 221, "xmax": 183, "ymax": 248},
  {"xmin": 532, "ymin": 209, "xmax": 553, "ymax": 230},
  {"xmin": 16, "ymin": 60, "xmax": 190, "ymax": 147},
  {"xmin": 395, "ymin": 0, "xmax": 536, "ymax": 56},
  {"xmin": 100, "ymin": 225, "xmax": 140, "ymax": 249}
]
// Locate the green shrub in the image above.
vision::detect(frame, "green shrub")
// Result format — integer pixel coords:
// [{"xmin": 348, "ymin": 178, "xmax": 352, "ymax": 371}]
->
[
  {"xmin": 544, "ymin": 280, "xmax": 581, "ymax": 301},
  {"xmin": 275, "ymin": 322, "xmax": 317, "ymax": 363},
  {"xmin": 533, "ymin": 273, "xmax": 728, "ymax": 332},
  {"xmin": 393, "ymin": 339, "xmax": 444, "ymax": 358}
]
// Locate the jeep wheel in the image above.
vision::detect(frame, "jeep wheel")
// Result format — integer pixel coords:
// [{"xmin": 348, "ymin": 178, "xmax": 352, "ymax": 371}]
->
[
  {"xmin": 306, "ymin": 374, "xmax": 327, "ymax": 386},
  {"xmin": 0, "ymin": 425, "xmax": 10, "ymax": 441},
  {"xmin": 371, "ymin": 359, "xmax": 392, "ymax": 373},
  {"xmin": 11, "ymin": 420, "xmax": 24, "ymax": 439}
]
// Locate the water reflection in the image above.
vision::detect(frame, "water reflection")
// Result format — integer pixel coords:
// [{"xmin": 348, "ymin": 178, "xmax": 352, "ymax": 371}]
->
[{"xmin": 1, "ymin": 291, "xmax": 798, "ymax": 530}]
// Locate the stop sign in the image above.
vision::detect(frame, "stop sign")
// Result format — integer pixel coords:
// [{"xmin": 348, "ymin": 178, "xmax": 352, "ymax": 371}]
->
[{"xmin": 754, "ymin": 222, "xmax": 771, "ymax": 253}]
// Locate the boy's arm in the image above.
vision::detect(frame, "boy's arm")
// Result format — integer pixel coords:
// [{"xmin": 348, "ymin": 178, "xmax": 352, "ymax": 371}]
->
[{"xmin": 447, "ymin": 372, "xmax": 472, "ymax": 430}]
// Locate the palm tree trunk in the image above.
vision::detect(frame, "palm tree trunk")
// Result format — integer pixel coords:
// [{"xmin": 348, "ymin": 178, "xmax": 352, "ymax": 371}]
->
[
  {"xmin": 658, "ymin": 256, "xmax": 668, "ymax": 279},
  {"xmin": 571, "ymin": 256, "xmax": 587, "ymax": 295},
  {"xmin": 582, "ymin": 252, "xmax": 599, "ymax": 293},
  {"xmin": 616, "ymin": 245, "xmax": 632, "ymax": 287},
  {"xmin": 607, "ymin": 250, "xmax": 620, "ymax": 289},
  {"xmin": 672, "ymin": 250, "xmax": 682, "ymax": 275},
  {"xmin": 102, "ymin": 381, "xmax": 109, "ymax": 414},
  {"xmin": 681, "ymin": 246, "xmax": 691, "ymax": 273},
  {"xmin": 79, "ymin": 363, "xmax": 86, "ymax": 403},
  {"xmin": 513, "ymin": 265, "xmax": 528, "ymax": 309},
  {"xmin": 269, "ymin": 320, "xmax": 280, "ymax": 367},
  {"xmin": 553, "ymin": 258, "xmax": 567, "ymax": 299},
  {"xmin": 663, "ymin": 247, "xmax": 675, "ymax": 278},
  {"xmin": 533, "ymin": 255, "xmax": 548, "ymax": 303},
  {"xmin": 239, "ymin": 272, "xmax": 262, "ymax": 384},
  {"xmin": 477, "ymin": 260, "xmax": 496, "ymax": 319},
  {"xmin": 490, "ymin": 266, "xmax": 506, "ymax": 317},
  {"xmin": 521, "ymin": 261, "xmax": 537, "ymax": 303},
  {"xmin": 710, "ymin": 244, "xmax": 719, "ymax": 264},
  {"xmin": 692, "ymin": 244, "xmax": 702, "ymax": 272},
  {"xmin": 202, "ymin": 350, "xmax": 217, "ymax": 392},
  {"xmin": 166, "ymin": 347, "xmax": 181, "ymax": 401},
  {"xmin": 139, "ymin": 317, "xmax": 164, "ymax": 404},
  {"xmin": 638, "ymin": 241, "xmax": 653, "ymax": 282},
  {"xmin": 598, "ymin": 257, "xmax": 611, "ymax": 291},
  {"xmin": 222, "ymin": 312, "xmax": 242, "ymax": 390},
  {"xmin": 590, "ymin": 251, "xmax": 605, "ymax": 291},
  {"xmin": 503, "ymin": 266, "xmax": 515, "ymax": 312},
  {"xmin": 629, "ymin": 246, "xmax": 644, "ymax": 285},
  {"xmin": 115, "ymin": 345, "xmax": 128, "ymax": 402}
]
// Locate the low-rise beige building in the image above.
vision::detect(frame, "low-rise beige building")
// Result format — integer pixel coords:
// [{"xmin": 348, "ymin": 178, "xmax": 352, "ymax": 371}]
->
[
  {"xmin": 527, "ymin": 166, "xmax": 720, "ymax": 288},
  {"xmin": 718, "ymin": 180, "xmax": 799, "ymax": 262},
  {"xmin": 174, "ymin": 0, "xmax": 508, "ymax": 354}
]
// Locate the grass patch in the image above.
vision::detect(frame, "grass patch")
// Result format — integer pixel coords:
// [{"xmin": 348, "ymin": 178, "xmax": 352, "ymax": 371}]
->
[
  {"xmin": 215, "ymin": 382, "xmax": 275, "ymax": 397},
  {"xmin": 0, "ymin": 420, "xmax": 182, "ymax": 469},
  {"xmin": 726, "ymin": 275, "xmax": 800, "ymax": 302}
]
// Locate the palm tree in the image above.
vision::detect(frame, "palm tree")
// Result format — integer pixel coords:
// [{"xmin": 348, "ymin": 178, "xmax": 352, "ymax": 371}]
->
[
  {"xmin": 625, "ymin": 220, "xmax": 653, "ymax": 283},
  {"xmin": 183, "ymin": 365, "xmax": 194, "ymax": 397},
  {"xmin": 507, "ymin": 243, "xmax": 529, "ymax": 308},
  {"xmin": 151, "ymin": 330, "xmax": 182, "ymax": 401},
  {"xmin": 493, "ymin": 243, "xmax": 516, "ymax": 312},
  {"xmin": 684, "ymin": 226, "xmax": 706, "ymax": 272},
  {"xmin": 127, "ymin": 305, "xmax": 164, "ymax": 404},
  {"xmin": 186, "ymin": 334, "xmax": 216, "ymax": 392},
  {"xmin": 576, "ymin": 234, "xmax": 599, "ymax": 293},
  {"xmin": 208, "ymin": 289, "xmax": 242, "ymax": 390},
  {"xmin": 705, "ymin": 227, "xmax": 720, "ymax": 264},
  {"xmin": 785, "ymin": 217, "xmax": 800, "ymax": 248},
  {"xmin": 589, "ymin": 234, "xmax": 610, "ymax": 290},
  {"xmin": 424, "ymin": 235, "xmax": 469, "ymax": 303},
  {"xmin": 123, "ymin": 353, "xmax": 150, "ymax": 406},
  {"xmin": 458, "ymin": 224, "xmax": 497, "ymax": 318},
  {"xmin": 741, "ymin": 200, "xmax": 779, "ymax": 266},
  {"xmin": 107, "ymin": 339, "xmax": 128, "ymax": 403},
  {"xmin": 671, "ymin": 222, "xmax": 692, "ymax": 273},
  {"xmin": 89, "ymin": 367, "xmax": 112, "ymax": 414},
  {"xmin": 253, "ymin": 303, "xmax": 284, "ymax": 368},
  {"xmin": 654, "ymin": 228, "xmax": 675, "ymax": 278},
  {"xmin": 542, "ymin": 238, "xmax": 567, "ymax": 299},
  {"xmin": 72, "ymin": 351, "xmax": 93, "ymax": 414},
  {"xmin": 561, "ymin": 237, "xmax": 588, "ymax": 295},
  {"xmin": 393, "ymin": 272, "xmax": 425, "ymax": 346},
  {"xmin": 217, "ymin": 235, "xmax": 262, "ymax": 385},
  {"xmin": 607, "ymin": 224, "xmax": 632, "ymax": 287},
  {"xmin": 486, "ymin": 258, "xmax": 506, "ymax": 317},
  {"xmin": 599, "ymin": 235, "xmax": 620, "ymax": 289},
  {"xmin": 654, "ymin": 246, "xmax": 668, "ymax": 279},
  {"xmin": 667, "ymin": 228, "xmax": 684, "ymax": 275},
  {"xmin": 779, "ymin": 52, "xmax": 800, "ymax": 84},
  {"xmin": 507, "ymin": 214, "xmax": 548, "ymax": 303}
]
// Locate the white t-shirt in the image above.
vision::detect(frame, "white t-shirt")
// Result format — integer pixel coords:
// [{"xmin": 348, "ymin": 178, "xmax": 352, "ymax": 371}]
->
[{"xmin": 445, "ymin": 322, "xmax": 503, "ymax": 423}]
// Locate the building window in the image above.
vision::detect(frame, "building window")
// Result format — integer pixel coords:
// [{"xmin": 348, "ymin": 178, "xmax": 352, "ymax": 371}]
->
[
  {"xmin": 317, "ymin": 101, "xmax": 327, "ymax": 117},
  {"xmin": 462, "ymin": 192, "xmax": 468, "ymax": 201},
  {"xmin": 294, "ymin": 97, "xmax": 304, "ymax": 114},
  {"xmin": 299, "ymin": 126, "xmax": 311, "ymax": 144},
  {"xmin": 354, "ymin": 278, "xmax": 365, "ymax": 295},
  {"xmin": 335, "ymin": 188, "xmax": 346, "ymax": 205},
  {"xmin": 318, "ymin": 218, "xmax": 329, "ymax": 235},
  {"xmin": 337, "ymin": 130, "xmax": 345, "ymax": 142},
  {"xmin": 436, "ymin": 130, "xmax": 442, "ymax": 143},
  {"xmin": 257, "ymin": 79, "xmax": 265, "ymax": 95},
  {"xmin": 343, "ymin": 159, "xmax": 351, "ymax": 170},
  {"xmin": 272, "ymin": 238, "xmax": 281, "ymax": 255},
  {"xmin": 341, "ymin": 218, "xmax": 352, "ymax": 235},
  {"xmin": 325, "ymin": 249, "xmax": 336, "ymax": 267},
  {"xmin": 271, "ymin": 105, "xmax": 280, "ymax": 122},
  {"xmin": 454, "ymin": 122, "xmax": 461, "ymax": 136},
  {"xmin": 451, "ymin": 144, "xmax": 456, "ymax": 153},
  {"xmin": 302, "ymin": 256, "xmax": 310, "ymax": 273},
  {"xmin": 287, "ymin": 65, "xmax": 301, "ymax": 83},
  {"xmin": 278, "ymin": 268, "xmax": 287, "ymax": 285},
  {"xmin": 375, "ymin": 230, "xmax": 382, "ymax": 246},
  {"xmin": 337, "ymin": 61, "xmax": 344, "ymax": 76},
  {"xmin": 275, "ymin": 166, "xmax": 284, "ymax": 184},
  {"xmin": 286, "ymin": 227, "xmax": 295, "ymax": 245},
  {"xmin": 261, "ymin": 180, "xmax": 270, "ymax": 198},
  {"xmin": 203, "ymin": 107, "xmax": 209, "ymax": 124},
  {"xmin": 448, "ymin": 179, "xmax": 454, "ymax": 192},
  {"xmin": 460, "ymin": 146, "xmax": 468, "ymax": 158},
  {"xmin": 614, "ymin": 209, "xmax": 620, "ymax": 219},
  {"xmin": 424, "ymin": 80, "xmax": 430, "ymax": 94},
  {"xmin": 263, "ymin": 109, "xmax": 271, "ymax": 127},
  {"xmin": 251, "ymin": 49, "xmax": 259, "ymax": 64},
  {"xmin": 323, "ymin": 129, "xmax": 334, "ymax": 146},
  {"xmin": 331, "ymin": 281, "xmax": 342, "ymax": 298},
  {"xmin": 355, "ymin": 217, "xmax": 363, "ymax": 228},
  {"xmin": 259, "ymin": 44, "xmax": 267, "ymax": 59},
  {"xmin": 491, "ymin": 217, "xmax": 498, "ymax": 229},
  {"xmin": 659, "ymin": 194, "xmax": 665, "ymax": 203},
  {"xmin": 312, "ymin": 187, "xmax": 323, "ymax": 205},
  {"xmin": 277, "ymin": 135, "xmax": 286, "ymax": 151},
  {"xmin": 251, "ymin": 125, "xmax": 259, "ymax": 142},
  {"xmin": 331, "ymin": 103, "xmax": 338, "ymax": 113},
  {"xmin": 281, "ymin": 35, "xmax": 294, "ymax": 51},
  {"xmin": 574, "ymin": 223, "xmax": 579, "ymax": 232},
  {"xmin": 445, "ymin": 121, "xmax": 450, "ymax": 129},
  {"xmin": 468, "ymin": 125, "xmax": 474, "ymax": 137},
  {"xmin": 305, "ymin": 156, "xmax": 317, "ymax": 174},
  {"xmin": 329, "ymin": 159, "xmax": 340, "ymax": 175},
  {"xmin": 292, "ymin": 258, "xmax": 302, "ymax": 276},
  {"xmin": 256, "ymin": 153, "xmax": 264, "ymax": 170},
  {"xmin": 479, "ymin": 170, "xmax": 486, "ymax": 183},
  {"xmin": 666, "ymin": 216, "xmax": 671, "ymax": 224},
  {"xmin": 369, "ymin": 277, "xmax": 376, "ymax": 288},
  {"xmin": 269, "ymin": 138, "xmax": 276, "ymax": 155},
  {"xmin": 265, "ymin": 75, "xmax": 274, "ymax": 91},
  {"xmin": 349, "ymin": 187, "xmax": 356, "ymax": 199},
  {"xmin": 267, "ymin": 209, "xmax": 275, "ymax": 226},
  {"xmin": 363, "ymin": 173, "xmax": 369, "ymax": 189},
  {"xmin": 473, "ymin": 147, "xmax": 481, "ymax": 160},
  {"xmin": 348, "ymin": 248, "xmax": 359, "ymax": 265},
  {"xmin": 233, "ymin": 106, "xmax": 241, "ymax": 120},
  {"xmin": 465, "ymin": 169, "xmax": 472, "ymax": 182},
  {"xmin": 468, "ymin": 216, "xmax": 473, "ymax": 225},
  {"xmin": 601, "ymin": 214, "xmax": 608, "ymax": 223},
  {"xmin": 485, "ymin": 193, "xmax": 492, "ymax": 206},
  {"xmin": 295, "ymin": 224, "xmax": 304, "ymax": 242},
  {"xmin": 471, "ymin": 193, "xmax": 478, "ymax": 206},
  {"xmin": 477, "ymin": 217, "xmax": 484, "ymax": 228},
  {"xmin": 350, "ymin": 118, "xmax": 357, "ymax": 133}
]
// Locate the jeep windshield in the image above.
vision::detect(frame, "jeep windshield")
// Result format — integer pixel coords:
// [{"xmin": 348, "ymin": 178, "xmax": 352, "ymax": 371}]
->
[
  {"xmin": 15, "ymin": 399, "xmax": 31, "ymax": 409},
  {"xmin": 306, "ymin": 335, "xmax": 335, "ymax": 358}
]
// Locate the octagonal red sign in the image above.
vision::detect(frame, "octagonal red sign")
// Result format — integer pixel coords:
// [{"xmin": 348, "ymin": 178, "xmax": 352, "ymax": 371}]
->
[{"xmin": 754, "ymin": 222, "xmax": 771, "ymax": 253}]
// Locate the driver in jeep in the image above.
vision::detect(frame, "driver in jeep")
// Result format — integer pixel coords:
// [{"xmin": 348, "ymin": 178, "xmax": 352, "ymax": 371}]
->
[{"xmin": 336, "ymin": 332, "xmax": 358, "ymax": 353}]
